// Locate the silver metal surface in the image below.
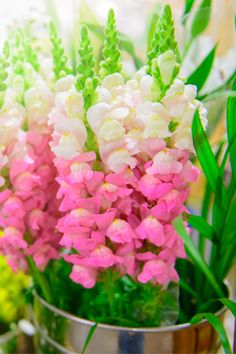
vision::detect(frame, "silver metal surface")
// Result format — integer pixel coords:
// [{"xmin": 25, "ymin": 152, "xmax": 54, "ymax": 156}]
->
[{"xmin": 34, "ymin": 292, "xmax": 226, "ymax": 354}]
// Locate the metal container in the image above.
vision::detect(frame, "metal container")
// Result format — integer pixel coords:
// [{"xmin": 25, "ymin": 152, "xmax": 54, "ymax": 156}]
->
[{"xmin": 33, "ymin": 292, "xmax": 226, "ymax": 354}]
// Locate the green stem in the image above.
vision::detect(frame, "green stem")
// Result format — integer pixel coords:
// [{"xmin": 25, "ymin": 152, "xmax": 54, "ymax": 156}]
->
[
  {"xmin": 104, "ymin": 270, "xmax": 116, "ymax": 318},
  {"xmin": 27, "ymin": 257, "xmax": 53, "ymax": 304}
]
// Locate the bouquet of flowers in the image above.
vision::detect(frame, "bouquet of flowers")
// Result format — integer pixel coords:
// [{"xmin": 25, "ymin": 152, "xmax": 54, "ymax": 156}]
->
[{"xmin": 0, "ymin": 3, "xmax": 235, "ymax": 353}]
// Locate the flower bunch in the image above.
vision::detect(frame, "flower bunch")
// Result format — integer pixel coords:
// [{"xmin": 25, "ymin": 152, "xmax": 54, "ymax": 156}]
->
[
  {"xmin": 49, "ymin": 7, "xmax": 206, "ymax": 289},
  {"xmin": 0, "ymin": 28, "xmax": 63, "ymax": 273},
  {"xmin": 0, "ymin": 6, "xmax": 207, "ymax": 301}
]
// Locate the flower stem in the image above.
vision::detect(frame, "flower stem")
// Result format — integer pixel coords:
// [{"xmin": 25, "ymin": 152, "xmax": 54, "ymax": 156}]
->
[{"xmin": 27, "ymin": 257, "xmax": 53, "ymax": 304}]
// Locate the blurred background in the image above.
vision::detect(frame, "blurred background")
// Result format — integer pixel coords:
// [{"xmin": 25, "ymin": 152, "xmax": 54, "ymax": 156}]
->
[{"xmin": 0, "ymin": 1, "xmax": 235, "ymax": 352}]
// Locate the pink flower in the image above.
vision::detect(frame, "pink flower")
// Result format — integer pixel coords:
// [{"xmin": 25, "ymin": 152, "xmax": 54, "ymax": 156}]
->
[
  {"xmin": 139, "ymin": 174, "xmax": 172, "ymax": 200},
  {"xmin": 57, "ymin": 208, "xmax": 93, "ymax": 233},
  {"xmin": 146, "ymin": 150, "xmax": 182, "ymax": 175},
  {"xmin": 0, "ymin": 227, "xmax": 27, "ymax": 250},
  {"xmin": 64, "ymin": 255, "xmax": 98, "ymax": 288},
  {"xmin": 138, "ymin": 259, "xmax": 176, "ymax": 285},
  {"xmin": 116, "ymin": 243, "xmax": 137, "ymax": 276},
  {"xmin": 0, "ymin": 189, "xmax": 12, "ymax": 203},
  {"xmin": 13, "ymin": 172, "xmax": 41, "ymax": 192},
  {"xmin": 106, "ymin": 219, "xmax": 134, "ymax": 243},
  {"xmin": 26, "ymin": 239, "xmax": 60, "ymax": 271},
  {"xmin": 2, "ymin": 197, "xmax": 25, "ymax": 217},
  {"xmin": 93, "ymin": 210, "xmax": 116, "ymax": 230},
  {"xmin": 98, "ymin": 182, "xmax": 132, "ymax": 202},
  {"xmin": 87, "ymin": 245, "xmax": 117, "ymax": 268},
  {"xmin": 27, "ymin": 209, "xmax": 45, "ymax": 231},
  {"xmin": 136, "ymin": 216, "xmax": 165, "ymax": 246}
]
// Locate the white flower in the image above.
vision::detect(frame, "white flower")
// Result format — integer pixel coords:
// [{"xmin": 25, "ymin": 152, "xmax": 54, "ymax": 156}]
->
[
  {"xmin": 157, "ymin": 50, "xmax": 177, "ymax": 86},
  {"xmin": 24, "ymin": 81, "xmax": 54, "ymax": 127},
  {"xmin": 55, "ymin": 91, "xmax": 84, "ymax": 119},
  {"xmin": 52, "ymin": 133, "xmax": 84, "ymax": 159},
  {"xmin": 173, "ymin": 127, "xmax": 193, "ymax": 150},
  {"xmin": 106, "ymin": 148, "xmax": 137, "ymax": 173},
  {"xmin": 99, "ymin": 120, "xmax": 125, "ymax": 142},
  {"xmin": 136, "ymin": 102, "xmax": 171, "ymax": 139},
  {"xmin": 87, "ymin": 102, "xmax": 110, "ymax": 132},
  {"xmin": 55, "ymin": 75, "xmax": 75, "ymax": 93},
  {"xmin": 102, "ymin": 73, "xmax": 124, "ymax": 90}
]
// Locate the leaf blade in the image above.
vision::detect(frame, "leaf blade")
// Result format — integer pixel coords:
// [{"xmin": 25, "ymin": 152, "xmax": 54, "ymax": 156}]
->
[
  {"xmin": 187, "ymin": 46, "xmax": 216, "ymax": 91},
  {"xmin": 226, "ymin": 78, "xmax": 236, "ymax": 180},
  {"xmin": 173, "ymin": 217, "xmax": 225, "ymax": 298},
  {"xmin": 191, "ymin": 0, "xmax": 211, "ymax": 40},
  {"xmin": 81, "ymin": 323, "xmax": 98, "ymax": 354},
  {"xmin": 191, "ymin": 313, "xmax": 232, "ymax": 354},
  {"xmin": 192, "ymin": 110, "xmax": 220, "ymax": 193},
  {"xmin": 186, "ymin": 214, "xmax": 214, "ymax": 241}
]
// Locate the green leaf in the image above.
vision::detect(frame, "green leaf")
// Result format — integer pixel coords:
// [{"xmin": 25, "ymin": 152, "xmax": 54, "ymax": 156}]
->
[
  {"xmin": 187, "ymin": 46, "xmax": 216, "ymax": 91},
  {"xmin": 220, "ymin": 298, "xmax": 236, "ymax": 317},
  {"xmin": 173, "ymin": 216, "xmax": 225, "ymax": 298},
  {"xmin": 186, "ymin": 214, "xmax": 215, "ymax": 241},
  {"xmin": 192, "ymin": 110, "xmax": 220, "ymax": 193},
  {"xmin": 99, "ymin": 9, "xmax": 122, "ymax": 78},
  {"xmin": 179, "ymin": 278, "xmax": 201, "ymax": 302},
  {"xmin": 191, "ymin": 313, "xmax": 232, "ymax": 354},
  {"xmin": 191, "ymin": 0, "xmax": 211, "ymax": 40},
  {"xmin": 81, "ymin": 323, "xmax": 98, "ymax": 354},
  {"xmin": 226, "ymin": 78, "xmax": 236, "ymax": 180},
  {"xmin": 182, "ymin": 0, "xmax": 196, "ymax": 25}
]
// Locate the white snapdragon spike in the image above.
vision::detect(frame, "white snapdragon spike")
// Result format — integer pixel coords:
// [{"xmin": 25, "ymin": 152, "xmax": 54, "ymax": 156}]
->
[
  {"xmin": 24, "ymin": 81, "xmax": 54, "ymax": 131},
  {"xmin": 0, "ymin": 87, "xmax": 28, "ymax": 187},
  {"xmin": 49, "ymin": 89, "xmax": 87, "ymax": 159},
  {"xmin": 87, "ymin": 67, "xmax": 208, "ymax": 172}
]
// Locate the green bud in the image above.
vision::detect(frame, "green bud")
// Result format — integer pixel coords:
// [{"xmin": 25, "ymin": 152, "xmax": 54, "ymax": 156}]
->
[{"xmin": 99, "ymin": 9, "xmax": 122, "ymax": 78}]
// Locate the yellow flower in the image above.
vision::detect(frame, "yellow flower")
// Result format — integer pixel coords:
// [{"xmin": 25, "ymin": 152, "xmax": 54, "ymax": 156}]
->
[{"xmin": 0, "ymin": 256, "xmax": 29, "ymax": 325}]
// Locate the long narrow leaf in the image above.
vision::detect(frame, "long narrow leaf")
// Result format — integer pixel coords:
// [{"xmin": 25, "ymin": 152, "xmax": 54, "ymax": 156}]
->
[
  {"xmin": 186, "ymin": 214, "xmax": 215, "ymax": 241},
  {"xmin": 179, "ymin": 278, "xmax": 201, "ymax": 302},
  {"xmin": 81, "ymin": 323, "xmax": 98, "ymax": 354},
  {"xmin": 173, "ymin": 217, "xmax": 225, "ymax": 298},
  {"xmin": 187, "ymin": 46, "xmax": 216, "ymax": 91},
  {"xmin": 198, "ymin": 70, "xmax": 236, "ymax": 101},
  {"xmin": 192, "ymin": 110, "xmax": 220, "ymax": 193},
  {"xmin": 191, "ymin": 0, "xmax": 211, "ymax": 40},
  {"xmin": 182, "ymin": 0, "xmax": 196, "ymax": 24},
  {"xmin": 226, "ymin": 78, "xmax": 236, "ymax": 180},
  {"xmin": 191, "ymin": 313, "xmax": 232, "ymax": 354},
  {"xmin": 220, "ymin": 298, "xmax": 236, "ymax": 317}
]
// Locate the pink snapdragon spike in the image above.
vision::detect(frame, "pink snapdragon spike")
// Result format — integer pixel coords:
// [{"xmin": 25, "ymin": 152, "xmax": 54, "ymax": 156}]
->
[{"xmin": 50, "ymin": 68, "xmax": 205, "ymax": 288}]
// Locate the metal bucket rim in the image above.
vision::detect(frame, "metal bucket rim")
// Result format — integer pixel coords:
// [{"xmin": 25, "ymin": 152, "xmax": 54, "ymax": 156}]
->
[{"xmin": 34, "ymin": 292, "xmax": 226, "ymax": 333}]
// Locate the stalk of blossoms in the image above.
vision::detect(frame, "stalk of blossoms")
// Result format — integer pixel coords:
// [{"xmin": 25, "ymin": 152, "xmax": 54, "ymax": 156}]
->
[
  {"xmin": 0, "ymin": 30, "xmax": 62, "ymax": 297},
  {"xmin": 49, "ymin": 6, "xmax": 207, "ymax": 300}
]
